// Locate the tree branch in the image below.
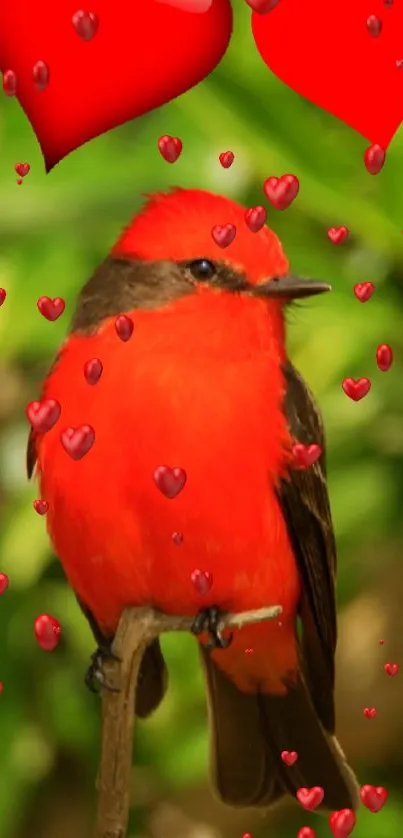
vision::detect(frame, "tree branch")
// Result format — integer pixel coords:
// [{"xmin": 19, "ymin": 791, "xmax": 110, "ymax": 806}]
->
[{"xmin": 93, "ymin": 603, "xmax": 283, "ymax": 838}]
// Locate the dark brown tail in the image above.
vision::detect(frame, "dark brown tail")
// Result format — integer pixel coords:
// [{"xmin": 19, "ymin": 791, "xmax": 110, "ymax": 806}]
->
[
  {"xmin": 199, "ymin": 647, "xmax": 359, "ymax": 812},
  {"xmin": 135, "ymin": 639, "xmax": 168, "ymax": 718}
]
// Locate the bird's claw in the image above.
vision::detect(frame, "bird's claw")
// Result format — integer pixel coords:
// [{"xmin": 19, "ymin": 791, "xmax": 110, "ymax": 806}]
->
[
  {"xmin": 85, "ymin": 645, "xmax": 121, "ymax": 694},
  {"xmin": 191, "ymin": 606, "xmax": 233, "ymax": 650}
]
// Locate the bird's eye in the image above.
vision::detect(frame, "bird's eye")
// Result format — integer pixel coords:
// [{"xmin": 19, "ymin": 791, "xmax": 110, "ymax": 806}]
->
[{"xmin": 186, "ymin": 259, "xmax": 217, "ymax": 282}]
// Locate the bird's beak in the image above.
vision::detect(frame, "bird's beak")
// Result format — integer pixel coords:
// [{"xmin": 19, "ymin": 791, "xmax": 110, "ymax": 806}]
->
[{"xmin": 250, "ymin": 275, "xmax": 332, "ymax": 300}]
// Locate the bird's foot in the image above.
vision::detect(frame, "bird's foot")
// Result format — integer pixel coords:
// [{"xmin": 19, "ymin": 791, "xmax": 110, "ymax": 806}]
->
[
  {"xmin": 85, "ymin": 644, "xmax": 121, "ymax": 694},
  {"xmin": 191, "ymin": 606, "xmax": 233, "ymax": 651}
]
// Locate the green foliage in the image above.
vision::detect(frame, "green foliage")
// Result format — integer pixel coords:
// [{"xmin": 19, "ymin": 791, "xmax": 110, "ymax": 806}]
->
[{"xmin": 0, "ymin": 1, "xmax": 402, "ymax": 835}]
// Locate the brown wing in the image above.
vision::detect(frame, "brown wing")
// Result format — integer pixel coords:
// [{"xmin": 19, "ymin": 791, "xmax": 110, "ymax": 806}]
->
[{"xmin": 277, "ymin": 360, "xmax": 337, "ymax": 733}]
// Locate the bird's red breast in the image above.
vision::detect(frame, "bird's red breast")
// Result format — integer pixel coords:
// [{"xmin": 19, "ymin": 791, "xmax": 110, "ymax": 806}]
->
[{"xmin": 36, "ymin": 287, "xmax": 300, "ymax": 694}]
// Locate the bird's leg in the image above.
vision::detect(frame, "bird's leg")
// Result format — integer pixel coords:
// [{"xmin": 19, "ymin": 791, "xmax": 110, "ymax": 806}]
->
[
  {"xmin": 85, "ymin": 642, "xmax": 121, "ymax": 694},
  {"xmin": 191, "ymin": 605, "xmax": 233, "ymax": 650}
]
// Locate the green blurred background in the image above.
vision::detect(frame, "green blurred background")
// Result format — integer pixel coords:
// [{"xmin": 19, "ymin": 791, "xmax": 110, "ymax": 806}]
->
[{"xmin": 1, "ymin": 1, "xmax": 403, "ymax": 836}]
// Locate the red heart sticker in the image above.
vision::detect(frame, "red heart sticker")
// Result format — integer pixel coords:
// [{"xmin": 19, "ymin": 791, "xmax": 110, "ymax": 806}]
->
[
  {"xmin": 0, "ymin": 0, "xmax": 232, "ymax": 170},
  {"xmin": 34, "ymin": 613, "xmax": 62, "ymax": 651},
  {"xmin": 153, "ymin": 465, "xmax": 187, "ymax": 499},
  {"xmin": 37, "ymin": 296, "xmax": 65, "ymax": 321},
  {"xmin": 60, "ymin": 425, "xmax": 95, "ymax": 460},
  {"xmin": 211, "ymin": 224, "xmax": 237, "ymax": 247},
  {"xmin": 329, "ymin": 809, "xmax": 356, "ymax": 838},
  {"xmin": 26, "ymin": 398, "xmax": 61, "ymax": 433},
  {"xmin": 296, "ymin": 786, "xmax": 324, "ymax": 811},
  {"xmin": 363, "ymin": 707, "xmax": 377, "ymax": 718},
  {"xmin": 360, "ymin": 784, "xmax": 388, "ymax": 813},
  {"xmin": 292, "ymin": 443, "xmax": 322, "ymax": 469},
  {"xmin": 251, "ymin": 0, "xmax": 403, "ymax": 147},
  {"xmin": 354, "ymin": 282, "xmax": 375, "ymax": 302}
]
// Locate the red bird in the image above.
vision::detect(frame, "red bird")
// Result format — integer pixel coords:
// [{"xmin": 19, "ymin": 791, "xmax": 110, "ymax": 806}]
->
[{"xmin": 27, "ymin": 188, "xmax": 358, "ymax": 811}]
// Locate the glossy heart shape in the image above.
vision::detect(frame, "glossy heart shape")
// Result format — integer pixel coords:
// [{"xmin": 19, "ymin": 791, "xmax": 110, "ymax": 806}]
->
[
  {"xmin": 211, "ymin": 224, "xmax": 237, "ymax": 247},
  {"xmin": 329, "ymin": 809, "xmax": 356, "ymax": 838},
  {"xmin": 296, "ymin": 786, "xmax": 324, "ymax": 811},
  {"xmin": 191, "ymin": 569, "xmax": 213, "ymax": 595},
  {"xmin": 360, "ymin": 784, "xmax": 388, "ymax": 813},
  {"xmin": 0, "ymin": 0, "xmax": 232, "ymax": 170},
  {"xmin": 60, "ymin": 424, "xmax": 95, "ymax": 460},
  {"xmin": 26, "ymin": 398, "xmax": 61, "ymax": 433},
  {"xmin": 327, "ymin": 226, "xmax": 349, "ymax": 245},
  {"xmin": 354, "ymin": 282, "xmax": 375, "ymax": 302},
  {"xmin": 37, "ymin": 296, "xmax": 65, "ymax": 321},
  {"xmin": 342, "ymin": 378, "xmax": 371, "ymax": 401},
  {"xmin": 153, "ymin": 465, "xmax": 187, "ymax": 499},
  {"xmin": 33, "ymin": 499, "xmax": 50, "ymax": 515},
  {"xmin": 34, "ymin": 613, "xmax": 62, "ymax": 651},
  {"xmin": 376, "ymin": 344, "xmax": 393, "ymax": 372},
  {"xmin": 245, "ymin": 205, "xmax": 267, "ymax": 232},
  {"xmin": 292, "ymin": 443, "xmax": 322, "ymax": 469},
  {"xmin": 251, "ymin": 0, "xmax": 403, "ymax": 147}
]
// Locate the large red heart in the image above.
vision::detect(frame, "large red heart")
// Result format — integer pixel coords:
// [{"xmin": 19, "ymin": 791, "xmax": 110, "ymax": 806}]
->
[
  {"xmin": 251, "ymin": 0, "xmax": 403, "ymax": 148},
  {"xmin": 0, "ymin": 0, "xmax": 232, "ymax": 171}
]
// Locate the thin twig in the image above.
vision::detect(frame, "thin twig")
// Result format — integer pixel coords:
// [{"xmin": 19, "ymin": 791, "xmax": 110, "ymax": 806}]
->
[{"xmin": 93, "ymin": 603, "xmax": 283, "ymax": 838}]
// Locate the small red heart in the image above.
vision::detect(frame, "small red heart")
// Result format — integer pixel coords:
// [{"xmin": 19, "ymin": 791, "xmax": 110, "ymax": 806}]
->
[
  {"xmin": 360, "ymin": 784, "xmax": 388, "ymax": 813},
  {"xmin": 33, "ymin": 60, "xmax": 50, "ymax": 91},
  {"xmin": 281, "ymin": 750, "xmax": 298, "ymax": 766},
  {"xmin": 376, "ymin": 344, "xmax": 393, "ymax": 372},
  {"xmin": 366, "ymin": 15, "xmax": 382, "ymax": 38},
  {"xmin": 60, "ymin": 425, "xmax": 95, "ymax": 460},
  {"xmin": 72, "ymin": 10, "xmax": 99, "ymax": 41},
  {"xmin": 26, "ymin": 398, "xmax": 61, "ymax": 433},
  {"xmin": 245, "ymin": 0, "xmax": 280, "ymax": 11},
  {"xmin": 3, "ymin": 69, "xmax": 17, "ymax": 95},
  {"xmin": 37, "ymin": 296, "xmax": 65, "ymax": 321},
  {"xmin": 0, "ymin": 288, "xmax": 6, "ymax": 305},
  {"xmin": 379, "ymin": 639, "xmax": 385, "ymax": 644},
  {"xmin": 15, "ymin": 162, "xmax": 30, "ymax": 177},
  {"xmin": 0, "ymin": 0, "xmax": 232, "ymax": 170},
  {"xmin": 296, "ymin": 787, "xmax": 324, "ymax": 811},
  {"xmin": 34, "ymin": 613, "xmax": 61, "ymax": 651},
  {"xmin": 33, "ymin": 499, "xmax": 49, "ymax": 515},
  {"xmin": 172, "ymin": 531, "xmax": 183, "ymax": 545},
  {"xmin": 354, "ymin": 282, "xmax": 375, "ymax": 302},
  {"xmin": 292, "ymin": 443, "xmax": 322, "ymax": 469},
  {"xmin": 363, "ymin": 707, "xmax": 377, "ymax": 718},
  {"xmin": 342, "ymin": 377, "xmax": 371, "ymax": 401},
  {"xmin": 245, "ymin": 206, "xmax": 267, "ymax": 232},
  {"xmin": 153, "ymin": 465, "xmax": 187, "ymax": 499},
  {"xmin": 218, "ymin": 150, "xmax": 234, "ymax": 168},
  {"xmin": 384, "ymin": 662, "xmax": 399, "ymax": 676},
  {"xmin": 211, "ymin": 223, "xmax": 236, "ymax": 248},
  {"xmin": 191, "ymin": 569, "xmax": 213, "ymax": 595},
  {"xmin": 329, "ymin": 809, "xmax": 356, "ymax": 838},
  {"xmin": 158, "ymin": 135, "xmax": 183, "ymax": 164},
  {"xmin": 0, "ymin": 573, "xmax": 9, "ymax": 595},
  {"xmin": 251, "ymin": 1, "xmax": 403, "ymax": 149},
  {"xmin": 84, "ymin": 357, "xmax": 103, "ymax": 384},
  {"xmin": 327, "ymin": 226, "xmax": 349, "ymax": 245},
  {"xmin": 297, "ymin": 829, "xmax": 316, "ymax": 838},
  {"xmin": 115, "ymin": 314, "xmax": 134, "ymax": 341},
  {"xmin": 16, "ymin": 179, "xmax": 23, "ymax": 185},
  {"xmin": 263, "ymin": 174, "xmax": 299, "ymax": 210},
  {"xmin": 364, "ymin": 144, "xmax": 386, "ymax": 175}
]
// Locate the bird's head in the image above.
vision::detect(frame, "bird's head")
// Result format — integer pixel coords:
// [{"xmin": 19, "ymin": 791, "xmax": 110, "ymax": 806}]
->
[{"xmin": 71, "ymin": 188, "xmax": 331, "ymax": 335}]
